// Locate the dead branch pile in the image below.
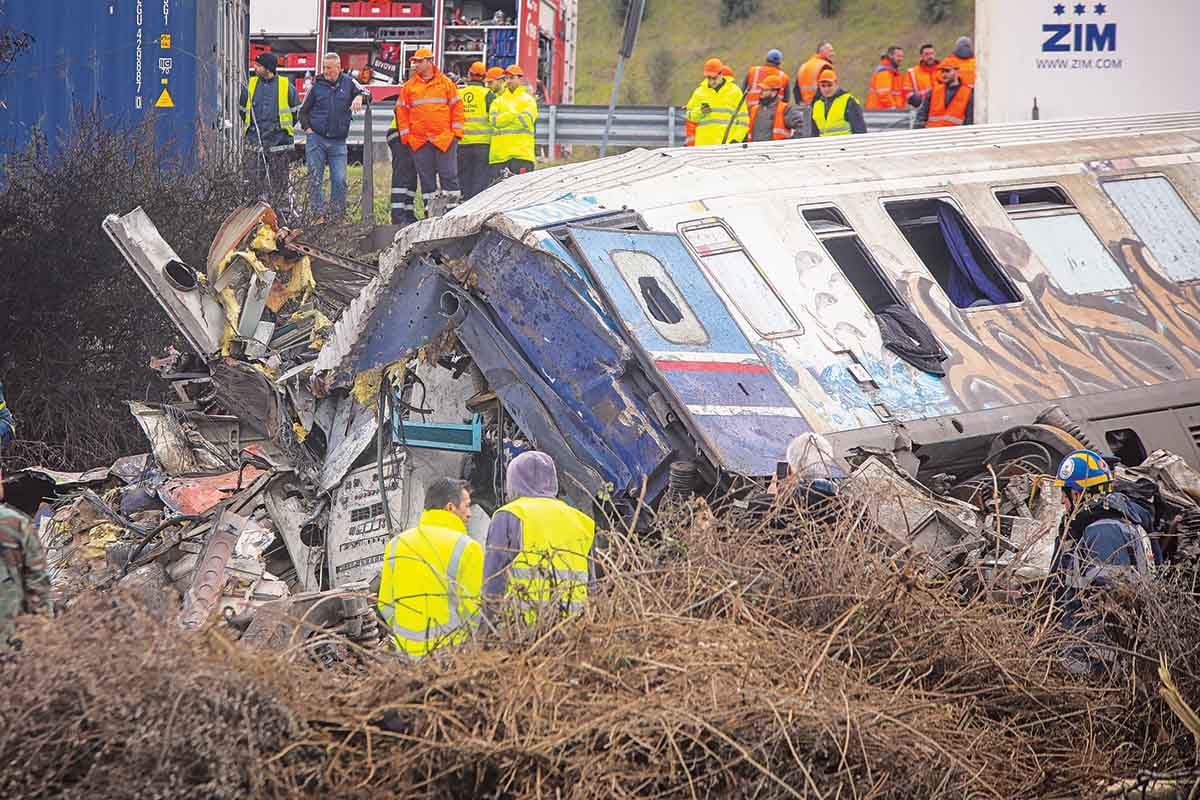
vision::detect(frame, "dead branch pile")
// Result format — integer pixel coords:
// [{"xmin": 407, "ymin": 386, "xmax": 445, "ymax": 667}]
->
[{"xmin": 2, "ymin": 495, "xmax": 1198, "ymax": 799}]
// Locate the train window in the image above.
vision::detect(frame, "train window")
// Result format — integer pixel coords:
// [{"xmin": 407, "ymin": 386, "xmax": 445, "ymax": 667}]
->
[
  {"xmin": 996, "ymin": 184, "xmax": 1131, "ymax": 294},
  {"xmin": 1102, "ymin": 176, "xmax": 1200, "ymax": 282},
  {"xmin": 679, "ymin": 221, "xmax": 803, "ymax": 339},
  {"xmin": 883, "ymin": 198, "xmax": 1021, "ymax": 309},
  {"xmin": 610, "ymin": 250, "xmax": 709, "ymax": 345},
  {"xmin": 1105, "ymin": 428, "xmax": 1148, "ymax": 468},
  {"xmin": 801, "ymin": 206, "xmax": 901, "ymax": 313}
]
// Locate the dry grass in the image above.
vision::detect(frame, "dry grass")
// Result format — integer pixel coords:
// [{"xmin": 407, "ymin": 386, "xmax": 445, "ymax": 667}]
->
[{"xmin": 1, "ymin": 492, "xmax": 1197, "ymax": 799}]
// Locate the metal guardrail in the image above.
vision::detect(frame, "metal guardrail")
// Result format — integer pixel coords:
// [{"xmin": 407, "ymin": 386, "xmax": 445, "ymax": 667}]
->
[{"xmin": 296, "ymin": 104, "xmax": 916, "ymax": 149}]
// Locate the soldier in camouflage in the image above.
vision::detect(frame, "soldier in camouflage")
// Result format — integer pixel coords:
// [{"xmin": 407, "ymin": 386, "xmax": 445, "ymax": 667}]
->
[{"xmin": 1, "ymin": 446, "xmax": 52, "ymax": 651}]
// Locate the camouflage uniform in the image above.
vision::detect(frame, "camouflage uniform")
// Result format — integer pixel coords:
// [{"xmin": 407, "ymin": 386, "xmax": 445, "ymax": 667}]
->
[{"xmin": 0, "ymin": 504, "xmax": 51, "ymax": 650}]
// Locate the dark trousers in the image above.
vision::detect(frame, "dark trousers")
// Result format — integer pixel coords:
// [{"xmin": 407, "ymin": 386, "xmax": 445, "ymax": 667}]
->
[
  {"xmin": 388, "ymin": 137, "xmax": 416, "ymax": 225},
  {"xmin": 245, "ymin": 147, "xmax": 292, "ymax": 204},
  {"xmin": 457, "ymin": 143, "xmax": 492, "ymax": 200},
  {"xmin": 495, "ymin": 158, "xmax": 534, "ymax": 177}
]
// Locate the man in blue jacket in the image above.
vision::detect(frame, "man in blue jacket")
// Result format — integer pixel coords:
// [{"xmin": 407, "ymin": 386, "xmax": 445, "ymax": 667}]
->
[
  {"xmin": 1049, "ymin": 449, "xmax": 1160, "ymax": 674},
  {"xmin": 297, "ymin": 53, "xmax": 368, "ymax": 220}
]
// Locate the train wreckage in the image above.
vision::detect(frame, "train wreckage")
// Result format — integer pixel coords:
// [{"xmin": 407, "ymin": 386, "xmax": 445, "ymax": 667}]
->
[{"xmin": 12, "ymin": 113, "xmax": 1200, "ymax": 641}]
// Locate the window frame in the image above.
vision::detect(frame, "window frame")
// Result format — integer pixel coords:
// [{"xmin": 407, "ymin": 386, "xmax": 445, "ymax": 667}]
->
[
  {"xmin": 879, "ymin": 192, "xmax": 1024, "ymax": 311},
  {"xmin": 1098, "ymin": 172, "xmax": 1200, "ymax": 286},
  {"xmin": 992, "ymin": 181, "xmax": 1133, "ymax": 296},
  {"xmin": 609, "ymin": 248, "xmax": 711, "ymax": 346},
  {"xmin": 799, "ymin": 202, "xmax": 906, "ymax": 313},
  {"xmin": 677, "ymin": 218, "xmax": 805, "ymax": 340}
]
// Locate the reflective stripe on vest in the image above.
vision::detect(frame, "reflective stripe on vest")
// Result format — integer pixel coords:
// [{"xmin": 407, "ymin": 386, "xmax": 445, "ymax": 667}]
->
[
  {"xmin": 243, "ymin": 75, "xmax": 294, "ymax": 137},
  {"xmin": 459, "ymin": 84, "xmax": 491, "ymax": 144},
  {"xmin": 378, "ymin": 515, "xmax": 479, "ymax": 658},
  {"xmin": 928, "ymin": 83, "xmax": 972, "ymax": 127},
  {"xmin": 501, "ymin": 496, "xmax": 595, "ymax": 624},
  {"xmin": 812, "ymin": 93, "xmax": 852, "ymax": 136}
]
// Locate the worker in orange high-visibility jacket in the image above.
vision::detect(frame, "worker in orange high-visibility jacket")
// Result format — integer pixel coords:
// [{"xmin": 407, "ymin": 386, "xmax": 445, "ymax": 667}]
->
[
  {"xmin": 392, "ymin": 47, "xmax": 465, "ymax": 225},
  {"xmin": 904, "ymin": 44, "xmax": 939, "ymax": 108},
  {"xmin": 746, "ymin": 74, "xmax": 803, "ymax": 141},
  {"xmin": 865, "ymin": 46, "xmax": 905, "ymax": 110},
  {"xmin": 941, "ymin": 36, "xmax": 976, "ymax": 87},
  {"xmin": 916, "ymin": 60, "xmax": 973, "ymax": 128},
  {"xmin": 743, "ymin": 49, "xmax": 789, "ymax": 110},
  {"xmin": 794, "ymin": 40, "xmax": 834, "ymax": 104}
]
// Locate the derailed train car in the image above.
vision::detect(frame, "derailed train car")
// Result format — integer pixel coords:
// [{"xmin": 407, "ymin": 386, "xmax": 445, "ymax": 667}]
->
[{"xmin": 316, "ymin": 113, "xmax": 1200, "ymax": 508}]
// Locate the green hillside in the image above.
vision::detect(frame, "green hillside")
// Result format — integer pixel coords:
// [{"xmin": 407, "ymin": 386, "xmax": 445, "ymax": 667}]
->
[{"xmin": 574, "ymin": 0, "xmax": 975, "ymax": 108}]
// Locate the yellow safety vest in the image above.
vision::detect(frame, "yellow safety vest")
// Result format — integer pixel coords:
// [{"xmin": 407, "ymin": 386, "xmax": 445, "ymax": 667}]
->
[
  {"xmin": 812, "ymin": 93, "xmax": 852, "ymax": 136},
  {"xmin": 243, "ymin": 75, "xmax": 294, "ymax": 137},
  {"xmin": 501, "ymin": 496, "xmax": 595, "ymax": 624},
  {"xmin": 684, "ymin": 78, "xmax": 749, "ymax": 146},
  {"xmin": 376, "ymin": 509, "xmax": 483, "ymax": 658},
  {"xmin": 489, "ymin": 86, "xmax": 538, "ymax": 165},
  {"xmin": 458, "ymin": 82, "xmax": 491, "ymax": 146}
]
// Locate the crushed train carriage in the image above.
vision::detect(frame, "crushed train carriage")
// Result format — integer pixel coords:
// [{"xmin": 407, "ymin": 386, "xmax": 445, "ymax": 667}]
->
[{"xmin": 317, "ymin": 112, "xmax": 1200, "ymax": 504}]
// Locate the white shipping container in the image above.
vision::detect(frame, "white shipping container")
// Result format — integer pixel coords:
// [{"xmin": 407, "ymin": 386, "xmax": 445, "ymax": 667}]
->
[{"xmin": 975, "ymin": 0, "xmax": 1200, "ymax": 123}]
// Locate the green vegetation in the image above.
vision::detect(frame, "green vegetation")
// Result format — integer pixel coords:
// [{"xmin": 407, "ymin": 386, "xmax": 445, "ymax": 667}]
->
[{"xmin": 574, "ymin": 0, "xmax": 974, "ymax": 107}]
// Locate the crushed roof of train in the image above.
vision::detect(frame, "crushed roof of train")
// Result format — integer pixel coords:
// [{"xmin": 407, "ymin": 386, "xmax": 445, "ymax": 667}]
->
[{"xmin": 315, "ymin": 112, "xmax": 1200, "ymax": 378}]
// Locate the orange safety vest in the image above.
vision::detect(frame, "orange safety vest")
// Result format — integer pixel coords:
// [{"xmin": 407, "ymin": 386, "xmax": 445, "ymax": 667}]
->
[
  {"xmin": 743, "ymin": 64, "xmax": 787, "ymax": 109},
  {"xmin": 684, "ymin": 118, "xmax": 696, "ymax": 146},
  {"xmin": 394, "ymin": 67, "xmax": 465, "ymax": 151},
  {"xmin": 795, "ymin": 55, "xmax": 832, "ymax": 105},
  {"xmin": 904, "ymin": 64, "xmax": 937, "ymax": 103},
  {"xmin": 865, "ymin": 59, "xmax": 903, "ymax": 110},
  {"xmin": 927, "ymin": 83, "xmax": 972, "ymax": 127},
  {"xmin": 941, "ymin": 54, "xmax": 976, "ymax": 87},
  {"xmin": 747, "ymin": 100, "xmax": 793, "ymax": 141}
]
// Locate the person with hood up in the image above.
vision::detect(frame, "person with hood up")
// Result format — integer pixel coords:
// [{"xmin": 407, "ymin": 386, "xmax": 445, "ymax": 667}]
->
[
  {"xmin": 483, "ymin": 451, "xmax": 595, "ymax": 625},
  {"xmin": 941, "ymin": 36, "xmax": 976, "ymax": 87},
  {"xmin": 807, "ymin": 68, "xmax": 867, "ymax": 137},
  {"xmin": 1049, "ymin": 449, "xmax": 1161, "ymax": 674}
]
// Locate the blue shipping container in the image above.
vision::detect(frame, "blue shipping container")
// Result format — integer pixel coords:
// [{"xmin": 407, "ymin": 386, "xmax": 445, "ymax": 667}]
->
[{"xmin": 0, "ymin": 0, "xmax": 248, "ymax": 163}]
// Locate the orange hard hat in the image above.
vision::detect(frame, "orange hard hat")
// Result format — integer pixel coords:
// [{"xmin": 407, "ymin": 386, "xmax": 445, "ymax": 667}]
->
[
  {"xmin": 817, "ymin": 68, "xmax": 838, "ymax": 83},
  {"xmin": 468, "ymin": 61, "xmax": 486, "ymax": 77},
  {"xmin": 485, "ymin": 66, "xmax": 505, "ymax": 81},
  {"xmin": 411, "ymin": 46, "xmax": 434, "ymax": 61},
  {"xmin": 702, "ymin": 57, "xmax": 724, "ymax": 77},
  {"xmin": 721, "ymin": 65, "xmax": 734, "ymax": 77},
  {"xmin": 936, "ymin": 58, "xmax": 959, "ymax": 71},
  {"xmin": 505, "ymin": 64, "xmax": 524, "ymax": 76},
  {"xmin": 761, "ymin": 73, "xmax": 785, "ymax": 90}
]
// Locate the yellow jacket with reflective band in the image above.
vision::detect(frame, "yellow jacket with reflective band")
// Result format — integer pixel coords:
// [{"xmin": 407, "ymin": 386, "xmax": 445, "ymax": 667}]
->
[
  {"xmin": 812, "ymin": 93, "xmax": 852, "ymax": 136},
  {"xmin": 243, "ymin": 75, "xmax": 295, "ymax": 137},
  {"xmin": 489, "ymin": 85, "xmax": 538, "ymax": 164},
  {"xmin": 459, "ymin": 82, "xmax": 491, "ymax": 146},
  {"xmin": 501, "ymin": 496, "xmax": 594, "ymax": 624},
  {"xmin": 684, "ymin": 78, "xmax": 748, "ymax": 146},
  {"xmin": 377, "ymin": 509, "xmax": 483, "ymax": 658}
]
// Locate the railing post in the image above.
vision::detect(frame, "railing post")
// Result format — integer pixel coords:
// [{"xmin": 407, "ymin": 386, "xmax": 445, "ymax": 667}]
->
[
  {"xmin": 549, "ymin": 104, "xmax": 557, "ymax": 157},
  {"xmin": 361, "ymin": 100, "xmax": 374, "ymax": 223},
  {"xmin": 667, "ymin": 106, "xmax": 675, "ymax": 147}
]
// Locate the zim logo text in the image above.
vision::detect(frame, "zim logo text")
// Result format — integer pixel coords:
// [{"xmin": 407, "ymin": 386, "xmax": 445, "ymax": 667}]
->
[{"xmin": 1042, "ymin": 23, "xmax": 1117, "ymax": 52}]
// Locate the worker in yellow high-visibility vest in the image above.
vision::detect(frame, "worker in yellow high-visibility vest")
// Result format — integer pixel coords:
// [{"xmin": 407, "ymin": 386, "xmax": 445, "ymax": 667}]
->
[
  {"xmin": 484, "ymin": 451, "xmax": 595, "ymax": 626},
  {"xmin": 488, "ymin": 64, "xmax": 538, "ymax": 177},
  {"xmin": 377, "ymin": 477, "xmax": 484, "ymax": 658},
  {"xmin": 807, "ymin": 69, "xmax": 867, "ymax": 137},
  {"xmin": 239, "ymin": 52, "xmax": 300, "ymax": 201},
  {"xmin": 457, "ymin": 61, "xmax": 493, "ymax": 200},
  {"xmin": 685, "ymin": 58, "xmax": 749, "ymax": 146}
]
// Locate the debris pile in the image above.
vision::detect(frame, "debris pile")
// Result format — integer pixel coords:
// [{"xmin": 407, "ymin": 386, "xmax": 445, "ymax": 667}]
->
[{"xmin": 3, "ymin": 499, "xmax": 1199, "ymax": 798}]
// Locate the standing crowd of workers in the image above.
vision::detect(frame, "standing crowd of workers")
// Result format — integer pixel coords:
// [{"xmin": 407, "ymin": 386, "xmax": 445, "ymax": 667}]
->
[
  {"xmin": 239, "ymin": 50, "xmax": 540, "ymax": 224},
  {"xmin": 685, "ymin": 35, "xmax": 977, "ymax": 144}
]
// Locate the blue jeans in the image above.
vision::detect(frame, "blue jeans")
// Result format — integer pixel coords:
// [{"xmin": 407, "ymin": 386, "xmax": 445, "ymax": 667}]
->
[{"xmin": 304, "ymin": 132, "xmax": 348, "ymax": 217}]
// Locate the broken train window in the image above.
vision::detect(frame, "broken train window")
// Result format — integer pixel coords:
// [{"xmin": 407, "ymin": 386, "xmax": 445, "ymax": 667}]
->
[
  {"xmin": 996, "ymin": 184, "xmax": 1132, "ymax": 294},
  {"xmin": 679, "ymin": 219, "xmax": 803, "ymax": 339},
  {"xmin": 610, "ymin": 250, "xmax": 709, "ymax": 345},
  {"xmin": 801, "ymin": 205, "xmax": 948, "ymax": 376},
  {"xmin": 1102, "ymin": 175, "xmax": 1200, "ymax": 283},
  {"xmin": 883, "ymin": 196, "xmax": 1021, "ymax": 309}
]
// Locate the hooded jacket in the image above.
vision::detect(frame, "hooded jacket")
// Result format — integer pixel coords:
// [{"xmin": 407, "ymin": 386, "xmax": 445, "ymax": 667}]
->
[
  {"xmin": 942, "ymin": 37, "xmax": 976, "ymax": 86},
  {"xmin": 482, "ymin": 451, "xmax": 594, "ymax": 601}
]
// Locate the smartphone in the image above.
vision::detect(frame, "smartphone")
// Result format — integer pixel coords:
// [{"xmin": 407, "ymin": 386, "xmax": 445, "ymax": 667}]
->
[{"xmin": 775, "ymin": 461, "xmax": 789, "ymax": 480}]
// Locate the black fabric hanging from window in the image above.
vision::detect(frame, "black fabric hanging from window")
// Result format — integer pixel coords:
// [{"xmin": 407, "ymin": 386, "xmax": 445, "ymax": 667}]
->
[{"xmin": 874, "ymin": 304, "xmax": 948, "ymax": 376}]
